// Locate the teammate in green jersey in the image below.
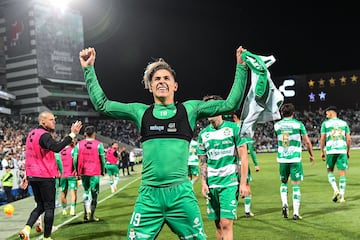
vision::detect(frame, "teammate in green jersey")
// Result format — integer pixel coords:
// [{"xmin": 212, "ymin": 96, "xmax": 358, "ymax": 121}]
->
[
  {"xmin": 232, "ymin": 110, "xmax": 259, "ymax": 217},
  {"xmin": 188, "ymin": 138, "xmax": 200, "ymax": 185},
  {"xmin": 320, "ymin": 106, "xmax": 351, "ymax": 203},
  {"xmin": 197, "ymin": 95, "xmax": 249, "ymax": 240},
  {"xmin": 79, "ymin": 46, "xmax": 250, "ymax": 239},
  {"xmin": 274, "ymin": 103, "xmax": 314, "ymax": 220}
]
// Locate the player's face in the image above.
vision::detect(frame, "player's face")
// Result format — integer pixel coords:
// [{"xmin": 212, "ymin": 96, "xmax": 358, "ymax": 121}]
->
[
  {"xmin": 208, "ymin": 115, "xmax": 222, "ymax": 127},
  {"xmin": 150, "ymin": 69, "xmax": 178, "ymax": 102}
]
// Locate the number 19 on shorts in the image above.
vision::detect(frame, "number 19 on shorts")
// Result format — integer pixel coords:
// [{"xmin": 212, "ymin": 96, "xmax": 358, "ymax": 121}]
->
[{"xmin": 130, "ymin": 212, "xmax": 142, "ymax": 226}]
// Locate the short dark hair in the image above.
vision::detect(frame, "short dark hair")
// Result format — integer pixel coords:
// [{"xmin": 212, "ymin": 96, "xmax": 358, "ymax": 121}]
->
[
  {"xmin": 84, "ymin": 125, "xmax": 96, "ymax": 136},
  {"xmin": 325, "ymin": 106, "xmax": 337, "ymax": 112},
  {"xmin": 232, "ymin": 109, "xmax": 242, "ymax": 118},
  {"xmin": 280, "ymin": 103, "xmax": 295, "ymax": 117}
]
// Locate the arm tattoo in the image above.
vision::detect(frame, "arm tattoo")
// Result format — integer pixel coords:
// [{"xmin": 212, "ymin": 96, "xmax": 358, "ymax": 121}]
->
[{"xmin": 199, "ymin": 155, "xmax": 208, "ymax": 181}]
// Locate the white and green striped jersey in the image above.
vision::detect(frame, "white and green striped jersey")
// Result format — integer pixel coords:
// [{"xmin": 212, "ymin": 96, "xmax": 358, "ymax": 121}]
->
[
  {"xmin": 274, "ymin": 117, "xmax": 307, "ymax": 163},
  {"xmin": 321, "ymin": 117, "xmax": 350, "ymax": 154},
  {"xmin": 197, "ymin": 120, "xmax": 244, "ymax": 188},
  {"xmin": 188, "ymin": 139, "xmax": 199, "ymax": 166}
]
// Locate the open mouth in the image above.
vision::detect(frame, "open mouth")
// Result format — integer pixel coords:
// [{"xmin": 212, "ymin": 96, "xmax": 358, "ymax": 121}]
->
[{"xmin": 157, "ymin": 85, "xmax": 168, "ymax": 91}]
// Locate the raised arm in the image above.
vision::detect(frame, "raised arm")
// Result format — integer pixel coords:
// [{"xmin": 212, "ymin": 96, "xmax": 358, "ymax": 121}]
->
[
  {"xmin": 189, "ymin": 46, "xmax": 249, "ymax": 121},
  {"xmin": 79, "ymin": 47, "xmax": 147, "ymax": 125}
]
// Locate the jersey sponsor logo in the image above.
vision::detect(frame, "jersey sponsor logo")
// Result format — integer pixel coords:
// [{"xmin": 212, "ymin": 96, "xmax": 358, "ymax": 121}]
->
[
  {"xmin": 167, "ymin": 122, "xmax": 177, "ymax": 132},
  {"xmin": 223, "ymin": 127, "xmax": 232, "ymax": 136},
  {"xmin": 280, "ymin": 149, "xmax": 294, "ymax": 157},
  {"xmin": 149, "ymin": 124, "xmax": 165, "ymax": 131},
  {"xmin": 222, "ymin": 140, "xmax": 233, "ymax": 145},
  {"xmin": 208, "ymin": 148, "xmax": 233, "ymax": 158}
]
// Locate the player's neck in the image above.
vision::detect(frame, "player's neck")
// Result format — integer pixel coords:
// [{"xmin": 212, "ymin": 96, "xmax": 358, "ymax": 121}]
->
[{"xmin": 154, "ymin": 93, "xmax": 175, "ymax": 105}]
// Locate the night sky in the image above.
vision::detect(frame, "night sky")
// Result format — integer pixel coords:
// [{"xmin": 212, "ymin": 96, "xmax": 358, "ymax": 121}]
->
[{"xmin": 72, "ymin": 1, "xmax": 359, "ymax": 104}]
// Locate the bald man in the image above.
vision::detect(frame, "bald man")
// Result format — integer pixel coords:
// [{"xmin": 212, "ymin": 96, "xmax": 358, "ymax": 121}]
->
[{"xmin": 19, "ymin": 111, "xmax": 82, "ymax": 240}]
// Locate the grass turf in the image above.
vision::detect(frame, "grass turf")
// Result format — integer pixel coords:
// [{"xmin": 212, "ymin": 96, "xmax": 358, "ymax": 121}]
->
[{"xmin": 7, "ymin": 149, "xmax": 360, "ymax": 240}]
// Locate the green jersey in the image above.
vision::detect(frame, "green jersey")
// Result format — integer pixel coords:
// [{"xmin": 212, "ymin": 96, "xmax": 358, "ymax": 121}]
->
[
  {"xmin": 188, "ymin": 139, "xmax": 199, "ymax": 166},
  {"xmin": 197, "ymin": 120, "xmax": 244, "ymax": 188},
  {"xmin": 274, "ymin": 117, "xmax": 307, "ymax": 163},
  {"xmin": 83, "ymin": 64, "xmax": 248, "ymax": 187},
  {"xmin": 321, "ymin": 117, "xmax": 350, "ymax": 154}
]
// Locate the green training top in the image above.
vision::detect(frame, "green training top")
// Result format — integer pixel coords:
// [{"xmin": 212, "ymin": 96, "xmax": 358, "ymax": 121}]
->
[
  {"xmin": 83, "ymin": 64, "xmax": 248, "ymax": 186},
  {"xmin": 188, "ymin": 139, "xmax": 199, "ymax": 166}
]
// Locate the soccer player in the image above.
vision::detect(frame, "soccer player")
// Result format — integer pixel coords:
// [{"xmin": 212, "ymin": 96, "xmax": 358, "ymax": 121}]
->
[
  {"xmin": 197, "ymin": 95, "xmax": 249, "ymax": 240},
  {"xmin": 105, "ymin": 142, "xmax": 120, "ymax": 193},
  {"xmin": 79, "ymin": 45, "xmax": 250, "ymax": 239},
  {"xmin": 274, "ymin": 103, "xmax": 314, "ymax": 220},
  {"xmin": 320, "ymin": 106, "xmax": 351, "ymax": 203},
  {"xmin": 188, "ymin": 137, "xmax": 199, "ymax": 185},
  {"xmin": 57, "ymin": 140, "xmax": 77, "ymax": 216},
  {"xmin": 232, "ymin": 110, "xmax": 259, "ymax": 217},
  {"xmin": 73, "ymin": 125, "xmax": 106, "ymax": 222}
]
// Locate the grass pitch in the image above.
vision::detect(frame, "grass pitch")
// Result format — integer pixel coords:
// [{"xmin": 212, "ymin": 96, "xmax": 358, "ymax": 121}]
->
[{"xmin": 7, "ymin": 150, "xmax": 360, "ymax": 240}]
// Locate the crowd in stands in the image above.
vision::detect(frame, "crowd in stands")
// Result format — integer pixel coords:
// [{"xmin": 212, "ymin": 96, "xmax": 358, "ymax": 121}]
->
[
  {"xmin": 96, "ymin": 119, "xmax": 141, "ymax": 147},
  {"xmin": 1, "ymin": 107, "xmax": 360, "ymax": 204},
  {"xmin": 91, "ymin": 107, "xmax": 360, "ymax": 151}
]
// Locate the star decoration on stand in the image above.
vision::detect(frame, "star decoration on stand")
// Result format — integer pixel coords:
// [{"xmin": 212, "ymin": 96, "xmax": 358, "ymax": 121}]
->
[
  {"xmin": 340, "ymin": 76, "xmax": 347, "ymax": 85},
  {"xmin": 328, "ymin": 77, "xmax": 336, "ymax": 87},
  {"xmin": 308, "ymin": 79, "xmax": 315, "ymax": 88},
  {"xmin": 351, "ymin": 75, "xmax": 358, "ymax": 84},
  {"xmin": 319, "ymin": 91, "xmax": 326, "ymax": 101},
  {"xmin": 309, "ymin": 92, "xmax": 315, "ymax": 102},
  {"xmin": 318, "ymin": 78, "xmax": 325, "ymax": 88}
]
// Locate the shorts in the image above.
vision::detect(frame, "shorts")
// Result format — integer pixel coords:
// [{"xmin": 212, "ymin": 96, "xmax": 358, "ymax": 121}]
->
[
  {"xmin": 207, "ymin": 185, "xmax": 239, "ymax": 221},
  {"xmin": 81, "ymin": 176, "xmax": 100, "ymax": 193},
  {"xmin": 127, "ymin": 181, "xmax": 206, "ymax": 240},
  {"xmin": 326, "ymin": 153, "xmax": 348, "ymax": 170},
  {"xmin": 279, "ymin": 162, "xmax": 303, "ymax": 182},
  {"xmin": 105, "ymin": 163, "xmax": 119, "ymax": 177},
  {"xmin": 60, "ymin": 176, "xmax": 78, "ymax": 191}
]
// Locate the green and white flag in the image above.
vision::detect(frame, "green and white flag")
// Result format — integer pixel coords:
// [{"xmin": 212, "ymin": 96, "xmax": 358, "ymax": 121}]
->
[{"xmin": 240, "ymin": 51, "xmax": 284, "ymax": 139}]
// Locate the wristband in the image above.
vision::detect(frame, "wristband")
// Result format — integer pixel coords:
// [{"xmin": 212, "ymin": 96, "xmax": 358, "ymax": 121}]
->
[{"xmin": 69, "ymin": 132, "xmax": 76, "ymax": 139}]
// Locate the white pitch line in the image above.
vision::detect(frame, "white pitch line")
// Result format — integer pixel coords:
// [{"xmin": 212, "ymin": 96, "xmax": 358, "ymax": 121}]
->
[{"xmin": 35, "ymin": 176, "xmax": 141, "ymax": 240}]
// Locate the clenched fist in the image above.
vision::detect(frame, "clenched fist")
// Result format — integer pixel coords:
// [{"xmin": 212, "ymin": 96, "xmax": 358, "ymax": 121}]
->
[{"xmin": 79, "ymin": 47, "xmax": 96, "ymax": 67}]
